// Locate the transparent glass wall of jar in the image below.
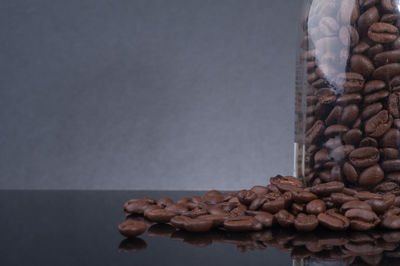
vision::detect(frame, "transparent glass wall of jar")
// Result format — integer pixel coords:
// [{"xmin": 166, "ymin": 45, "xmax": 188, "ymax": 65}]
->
[{"xmin": 295, "ymin": 0, "xmax": 400, "ymax": 191}]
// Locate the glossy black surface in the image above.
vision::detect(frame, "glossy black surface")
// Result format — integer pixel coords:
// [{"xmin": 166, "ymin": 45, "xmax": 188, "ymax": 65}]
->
[{"xmin": 0, "ymin": 191, "xmax": 291, "ymax": 266}]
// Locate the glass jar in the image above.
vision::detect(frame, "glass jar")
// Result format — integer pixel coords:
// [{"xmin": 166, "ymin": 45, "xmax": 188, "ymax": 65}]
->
[{"xmin": 295, "ymin": 0, "xmax": 400, "ymax": 191}]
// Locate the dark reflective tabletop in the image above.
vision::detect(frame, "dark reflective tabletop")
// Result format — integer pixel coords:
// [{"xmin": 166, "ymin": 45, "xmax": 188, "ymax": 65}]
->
[{"xmin": 1, "ymin": 191, "xmax": 400, "ymax": 266}]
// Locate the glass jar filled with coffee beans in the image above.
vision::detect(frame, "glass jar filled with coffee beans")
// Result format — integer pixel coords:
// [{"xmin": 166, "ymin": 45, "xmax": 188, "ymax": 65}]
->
[{"xmin": 295, "ymin": 0, "xmax": 400, "ymax": 191}]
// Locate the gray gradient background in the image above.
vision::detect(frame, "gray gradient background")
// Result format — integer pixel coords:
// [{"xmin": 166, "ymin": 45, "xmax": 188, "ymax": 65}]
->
[{"xmin": 1, "ymin": 0, "xmax": 300, "ymax": 190}]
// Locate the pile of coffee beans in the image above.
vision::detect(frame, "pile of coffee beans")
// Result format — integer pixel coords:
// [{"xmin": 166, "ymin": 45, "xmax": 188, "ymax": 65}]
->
[
  {"xmin": 119, "ymin": 224, "xmax": 400, "ymax": 265},
  {"xmin": 298, "ymin": 0, "xmax": 400, "ymax": 190},
  {"xmin": 118, "ymin": 175, "xmax": 400, "ymax": 238}
]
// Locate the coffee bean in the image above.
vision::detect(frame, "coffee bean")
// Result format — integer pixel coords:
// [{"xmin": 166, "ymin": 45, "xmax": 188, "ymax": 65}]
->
[
  {"xmin": 390, "ymin": 75, "xmax": 400, "ymax": 91},
  {"xmin": 331, "ymin": 193, "xmax": 357, "ymax": 205},
  {"xmin": 373, "ymin": 63, "xmax": 400, "ymax": 81},
  {"xmin": 306, "ymin": 120, "xmax": 325, "ymax": 144},
  {"xmin": 364, "ymin": 80, "xmax": 386, "ymax": 94},
  {"xmin": 366, "ymin": 194, "xmax": 395, "ymax": 213},
  {"xmin": 224, "ymin": 216, "xmax": 260, "ymax": 232},
  {"xmin": 254, "ymin": 212, "xmax": 275, "ymax": 228},
  {"xmin": 275, "ymin": 209, "xmax": 295, "ymax": 227},
  {"xmin": 145, "ymin": 209, "xmax": 176, "ymax": 223},
  {"xmin": 118, "ymin": 220, "xmax": 147, "ymax": 237},
  {"xmin": 306, "ymin": 199, "xmax": 326, "ymax": 214},
  {"xmin": 367, "ymin": 44, "xmax": 384, "ymax": 58},
  {"xmin": 381, "ymin": 129, "xmax": 400, "ymax": 148},
  {"xmin": 317, "ymin": 212, "xmax": 349, "ymax": 231},
  {"xmin": 361, "ymin": 102, "xmax": 383, "ymax": 120},
  {"xmin": 363, "ymin": 90, "xmax": 389, "ymax": 105},
  {"xmin": 359, "ymin": 137, "xmax": 379, "ymax": 147},
  {"xmin": 345, "ymin": 208, "xmax": 380, "ymax": 230},
  {"xmin": 389, "ymin": 92, "xmax": 400, "ymax": 118},
  {"xmin": 358, "ymin": 6, "xmax": 380, "ymax": 34},
  {"xmin": 358, "ymin": 164, "xmax": 385, "ymax": 186},
  {"xmin": 364, "ymin": 110, "xmax": 393, "ymax": 137},
  {"xmin": 336, "ymin": 72, "xmax": 364, "ymax": 93},
  {"xmin": 292, "ymin": 191, "xmax": 318, "ymax": 203},
  {"xmin": 340, "ymin": 104, "xmax": 359, "ymax": 126},
  {"xmin": 342, "ymin": 129, "xmax": 361, "ymax": 145},
  {"xmin": 380, "ymin": 147, "xmax": 399, "ymax": 160},
  {"xmin": 325, "ymin": 106, "xmax": 343, "ymax": 126},
  {"xmin": 184, "ymin": 217, "xmax": 215, "ymax": 232},
  {"xmin": 374, "ymin": 181, "xmax": 399, "ymax": 192},
  {"xmin": 382, "ymin": 159, "xmax": 400, "ymax": 172},
  {"xmin": 324, "ymin": 125, "xmax": 349, "ymax": 138},
  {"xmin": 343, "ymin": 162, "xmax": 359, "ymax": 183},
  {"xmin": 349, "ymin": 147, "xmax": 380, "ymax": 167},
  {"xmin": 311, "ymin": 181, "xmax": 344, "ymax": 195},
  {"xmin": 336, "ymin": 93, "xmax": 362, "ymax": 105},
  {"xmin": 375, "ymin": 50, "xmax": 400, "ymax": 66},
  {"xmin": 262, "ymin": 198, "xmax": 286, "ymax": 213},
  {"xmin": 157, "ymin": 197, "xmax": 174, "ymax": 208},
  {"xmin": 382, "ymin": 215, "xmax": 400, "ymax": 229},
  {"xmin": 250, "ymin": 186, "xmax": 268, "ymax": 196},
  {"xmin": 294, "ymin": 213, "xmax": 319, "ymax": 232},
  {"xmin": 354, "ymin": 41, "xmax": 370, "ymax": 54},
  {"xmin": 368, "ymin": 22, "xmax": 399, "ymax": 43},
  {"xmin": 350, "ymin": 54, "xmax": 375, "ymax": 77}
]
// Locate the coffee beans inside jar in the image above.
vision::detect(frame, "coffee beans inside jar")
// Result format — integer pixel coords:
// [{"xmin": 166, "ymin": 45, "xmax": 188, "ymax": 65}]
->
[{"xmin": 295, "ymin": 0, "xmax": 400, "ymax": 192}]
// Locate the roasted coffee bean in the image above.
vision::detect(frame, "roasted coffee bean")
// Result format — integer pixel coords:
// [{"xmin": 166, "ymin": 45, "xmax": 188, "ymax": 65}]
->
[
  {"xmin": 390, "ymin": 75, "xmax": 400, "ymax": 91},
  {"xmin": 294, "ymin": 213, "xmax": 319, "ymax": 232},
  {"xmin": 361, "ymin": 102, "xmax": 383, "ymax": 120},
  {"xmin": 250, "ymin": 186, "xmax": 268, "ymax": 196},
  {"xmin": 341, "ymin": 200, "xmax": 372, "ymax": 212},
  {"xmin": 345, "ymin": 209, "xmax": 380, "ymax": 230},
  {"xmin": 358, "ymin": 164, "xmax": 385, "ymax": 186},
  {"xmin": 340, "ymin": 104, "xmax": 359, "ymax": 126},
  {"xmin": 224, "ymin": 216, "xmax": 261, "ymax": 232},
  {"xmin": 145, "ymin": 209, "xmax": 176, "ymax": 223},
  {"xmin": 157, "ymin": 197, "xmax": 174, "ymax": 208},
  {"xmin": 367, "ymin": 43, "xmax": 384, "ymax": 58},
  {"xmin": 336, "ymin": 72, "xmax": 364, "ymax": 93},
  {"xmin": 237, "ymin": 190, "xmax": 257, "ymax": 205},
  {"xmin": 118, "ymin": 220, "xmax": 147, "ymax": 237},
  {"xmin": 331, "ymin": 193, "xmax": 357, "ymax": 205},
  {"xmin": 253, "ymin": 212, "xmax": 275, "ymax": 228},
  {"xmin": 382, "ymin": 159, "xmax": 400, "ymax": 172},
  {"xmin": 374, "ymin": 50, "xmax": 400, "ymax": 66},
  {"xmin": 325, "ymin": 106, "xmax": 343, "ymax": 126},
  {"xmin": 164, "ymin": 203, "xmax": 188, "ymax": 215},
  {"xmin": 311, "ymin": 181, "xmax": 344, "ymax": 195},
  {"xmin": 330, "ymin": 145, "xmax": 354, "ymax": 162},
  {"xmin": 382, "ymin": 215, "xmax": 400, "ymax": 229},
  {"xmin": 306, "ymin": 199, "xmax": 326, "ymax": 215},
  {"xmin": 125, "ymin": 200, "xmax": 151, "ymax": 214},
  {"xmin": 249, "ymin": 197, "xmax": 267, "ymax": 211},
  {"xmin": 342, "ymin": 129, "xmax": 362, "ymax": 145},
  {"xmin": 363, "ymin": 90, "xmax": 390, "ymax": 105},
  {"xmin": 388, "ymin": 172, "xmax": 400, "ymax": 182},
  {"xmin": 356, "ymin": 191, "xmax": 382, "ymax": 200},
  {"xmin": 350, "ymin": 54, "xmax": 375, "ymax": 78},
  {"xmin": 184, "ymin": 217, "xmax": 214, "ymax": 232},
  {"xmin": 349, "ymin": 147, "xmax": 380, "ymax": 167},
  {"xmin": 358, "ymin": 6, "xmax": 380, "ymax": 34},
  {"xmin": 291, "ymin": 203, "xmax": 305, "ymax": 215},
  {"xmin": 318, "ymin": 212, "xmax": 349, "ymax": 231},
  {"xmin": 375, "ymin": 181, "xmax": 399, "ymax": 192},
  {"xmin": 365, "ymin": 110, "xmax": 393, "ymax": 137},
  {"xmin": 364, "ymin": 80, "xmax": 386, "ymax": 94},
  {"xmin": 381, "ymin": 129, "xmax": 400, "ymax": 148},
  {"xmin": 343, "ymin": 162, "xmax": 359, "ymax": 183},
  {"xmin": 368, "ymin": 22, "xmax": 399, "ymax": 43},
  {"xmin": 336, "ymin": 93, "xmax": 362, "ymax": 105},
  {"xmin": 354, "ymin": 41, "xmax": 370, "ymax": 54},
  {"xmin": 389, "ymin": 92, "xmax": 400, "ymax": 118},
  {"xmin": 380, "ymin": 148, "xmax": 399, "ymax": 159},
  {"xmin": 324, "ymin": 125, "xmax": 349, "ymax": 137},
  {"xmin": 170, "ymin": 215, "xmax": 192, "ymax": 229},
  {"xmin": 292, "ymin": 191, "xmax": 318, "ymax": 203},
  {"xmin": 275, "ymin": 209, "xmax": 295, "ymax": 228},
  {"xmin": 373, "ymin": 63, "xmax": 400, "ymax": 80},
  {"xmin": 359, "ymin": 137, "xmax": 379, "ymax": 147},
  {"xmin": 366, "ymin": 194, "xmax": 395, "ymax": 213},
  {"xmin": 262, "ymin": 198, "xmax": 286, "ymax": 214}
]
